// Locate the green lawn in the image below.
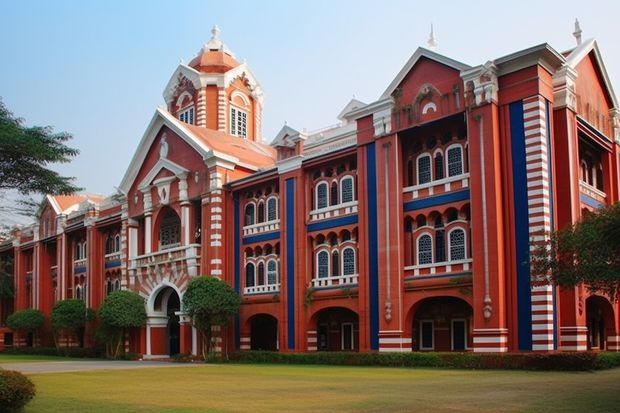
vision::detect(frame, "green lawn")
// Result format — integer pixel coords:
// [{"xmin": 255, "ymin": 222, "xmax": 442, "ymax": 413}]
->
[{"xmin": 7, "ymin": 361, "xmax": 618, "ymax": 413}]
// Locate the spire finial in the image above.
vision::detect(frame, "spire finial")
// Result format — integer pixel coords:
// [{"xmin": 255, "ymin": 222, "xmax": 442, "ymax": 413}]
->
[
  {"xmin": 211, "ymin": 25, "xmax": 221, "ymax": 41},
  {"xmin": 573, "ymin": 18, "xmax": 582, "ymax": 45},
  {"xmin": 427, "ymin": 24, "xmax": 438, "ymax": 51}
]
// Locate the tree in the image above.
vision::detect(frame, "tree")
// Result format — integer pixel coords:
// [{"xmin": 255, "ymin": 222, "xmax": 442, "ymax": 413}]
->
[
  {"xmin": 182, "ymin": 276, "xmax": 241, "ymax": 359},
  {"xmin": 97, "ymin": 290, "xmax": 146, "ymax": 359},
  {"xmin": 0, "ymin": 98, "xmax": 81, "ymax": 219},
  {"xmin": 50, "ymin": 299, "xmax": 87, "ymax": 349},
  {"xmin": 5, "ymin": 309, "xmax": 45, "ymax": 347},
  {"xmin": 531, "ymin": 202, "xmax": 620, "ymax": 300}
]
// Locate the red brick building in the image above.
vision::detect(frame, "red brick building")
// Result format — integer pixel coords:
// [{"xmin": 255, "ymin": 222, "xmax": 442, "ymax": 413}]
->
[{"xmin": 1, "ymin": 26, "xmax": 619, "ymax": 356}]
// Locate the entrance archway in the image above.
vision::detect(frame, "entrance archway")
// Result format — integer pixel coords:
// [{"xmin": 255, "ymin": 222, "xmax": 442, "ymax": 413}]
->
[
  {"xmin": 314, "ymin": 307, "xmax": 359, "ymax": 351},
  {"xmin": 153, "ymin": 286, "xmax": 181, "ymax": 356},
  {"xmin": 586, "ymin": 296, "xmax": 615, "ymax": 350},
  {"xmin": 412, "ymin": 297, "xmax": 472, "ymax": 351},
  {"xmin": 250, "ymin": 314, "xmax": 278, "ymax": 351}
]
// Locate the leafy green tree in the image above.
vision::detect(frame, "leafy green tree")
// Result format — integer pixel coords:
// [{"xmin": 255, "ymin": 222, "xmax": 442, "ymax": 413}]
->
[
  {"xmin": 0, "ymin": 98, "xmax": 81, "ymax": 195},
  {"xmin": 531, "ymin": 202, "xmax": 620, "ymax": 300},
  {"xmin": 50, "ymin": 299, "xmax": 87, "ymax": 348},
  {"xmin": 97, "ymin": 291, "xmax": 146, "ymax": 359},
  {"xmin": 5, "ymin": 309, "xmax": 45, "ymax": 347},
  {"xmin": 182, "ymin": 276, "xmax": 240, "ymax": 359}
]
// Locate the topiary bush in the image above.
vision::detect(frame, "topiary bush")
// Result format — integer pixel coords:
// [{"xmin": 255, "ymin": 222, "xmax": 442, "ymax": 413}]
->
[{"xmin": 0, "ymin": 369, "xmax": 36, "ymax": 413}]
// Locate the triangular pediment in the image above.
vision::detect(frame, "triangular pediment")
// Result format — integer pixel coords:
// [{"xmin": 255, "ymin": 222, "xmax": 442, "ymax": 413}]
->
[
  {"xmin": 271, "ymin": 124, "xmax": 302, "ymax": 148},
  {"xmin": 138, "ymin": 158, "xmax": 189, "ymax": 191}
]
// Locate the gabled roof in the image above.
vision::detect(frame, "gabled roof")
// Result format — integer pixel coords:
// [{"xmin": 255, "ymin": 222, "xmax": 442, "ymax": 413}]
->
[
  {"xmin": 119, "ymin": 108, "xmax": 276, "ymax": 194},
  {"xmin": 46, "ymin": 194, "xmax": 105, "ymax": 215},
  {"xmin": 337, "ymin": 98, "xmax": 367, "ymax": 121},
  {"xmin": 271, "ymin": 124, "xmax": 301, "ymax": 148},
  {"xmin": 380, "ymin": 47, "xmax": 471, "ymax": 99},
  {"xmin": 563, "ymin": 38, "xmax": 618, "ymax": 109}
]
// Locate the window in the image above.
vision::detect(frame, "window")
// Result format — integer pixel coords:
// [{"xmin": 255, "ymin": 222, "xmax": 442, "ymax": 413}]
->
[
  {"xmin": 420, "ymin": 320, "xmax": 434, "ymax": 350},
  {"xmin": 179, "ymin": 107, "xmax": 194, "ymax": 124},
  {"xmin": 341, "ymin": 176, "xmax": 354, "ymax": 203},
  {"xmin": 267, "ymin": 197, "xmax": 278, "ymax": 221},
  {"xmin": 449, "ymin": 228, "xmax": 466, "ymax": 261},
  {"xmin": 257, "ymin": 202, "xmax": 265, "ymax": 223},
  {"xmin": 159, "ymin": 209, "xmax": 181, "ymax": 249},
  {"xmin": 417, "ymin": 155, "xmax": 431, "ymax": 184},
  {"xmin": 316, "ymin": 182, "xmax": 328, "ymax": 209},
  {"xmin": 231, "ymin": 107, "xmax": 247, "ymax": 138},
  {"xmin": 343, "ymin": 247, "xmax": 356, "ymax": 275},
  {"xmin": 434, "ymin": 217, "xmax": 445, "ymax": 263},
  {"xmin": 267, "ymin": 260, "xmax": 278, "ymax": 285},
  {"xmin": 257, "ymin": 262, "xmax": 265, "ymax": 285},
  {"xmin": 417, "ymin": 234, "xmax": 433, "ymax": 265},
  {"xmin": 434, "ymin": 153, "xmax": 444, "ymax": 180},
  {"xmin": 317, "ymin": 251, "xmax": 329, "ymax": 278},
  {"xmin": 332, "ymin": 251, "xmax": 340, "ymax": 277},
  {"xmin": 114, "ymin": 234, "xmax": 120, "ymax": 252},
  {"xmin": 245, "ymin": 263, "xmax": 255, "ymax": 287},
  {"xmin": 245, "ymin": 203, "xmax": 255, "ymax": 226},
  {"xmin": 447, "ymin": 146, "xmax": 463, "ymax": 177}
]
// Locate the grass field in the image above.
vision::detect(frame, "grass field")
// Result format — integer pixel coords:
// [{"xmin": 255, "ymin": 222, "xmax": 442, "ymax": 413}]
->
[{"xmin": 3, "ymin": 357, "xmax": 619, "ymax": 413}]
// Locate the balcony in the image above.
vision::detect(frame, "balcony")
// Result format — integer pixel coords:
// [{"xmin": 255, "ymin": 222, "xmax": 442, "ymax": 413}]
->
[
  {"xmin": 129, "ymin": 244, "xmax": 201, "ymax": 277},
  {"xmin": 309, "ymin": 201, "xmax": 358, "ymax": 222},
  {"xmin": 243, "ymin": 219, "xmax": 280, "ymax": 237},
  {"xmin": 403, "ymin": 173, "xmax": 469, "ymax": 200},
  {"xmin": 105, "ymin": 252, "xmax": 122, "ymax": 268},
  {"xmin": 243, "ymin": 283, "xmax": 280, "ymax": 295},
  {"xmin": 404, "ymin": 259, "xmax": 472, "ymax": 278},
  {"xmin": 311, "ymin": 273, "xmax": 358, "ymax": 289},
  {"xmin": 579, "ymin": 180, "xmax": 606, "ymax": 208},
  {"xmin": 73, "ymin": 258, "xmax": 87, "ymax": 274}
]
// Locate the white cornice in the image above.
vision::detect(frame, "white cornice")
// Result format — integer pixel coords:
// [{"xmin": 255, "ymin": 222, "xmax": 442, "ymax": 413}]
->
[
  {"xmin": 138, "ymin": 158, "xmax": 189, "ymax": 191},
  {"xmin": 493, "ymin": 43, "xmax": 565, "ymax": 77},
  {"xmin": 346, "ymin": 97, "xmax": 393, "ymax": 120}
]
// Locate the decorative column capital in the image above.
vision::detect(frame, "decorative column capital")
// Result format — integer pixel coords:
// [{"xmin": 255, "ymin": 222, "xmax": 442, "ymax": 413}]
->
[
  {"xmin": 553, "ymin": 64, "xmax": 578, "ymax": 111},
  {"xmin": 461, "ymin": 61, "xmax": 498, "ymax": 108}
]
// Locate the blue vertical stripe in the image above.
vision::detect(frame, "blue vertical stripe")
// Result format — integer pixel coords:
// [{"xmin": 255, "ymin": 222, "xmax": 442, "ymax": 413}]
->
[
  {"xmin": 233, "ymin": 192, "xmax": 240, "ymax": 348},
  {"xmin": 509, "ymin": 101, "xmax": 532, "ymax": 351},
  {"xmin": 286, "ymin": 178, "xmax": 296, "ymax": 349},
  {"xmin": 366, "ymin": 144, "xmax": 379, "ymax": 350}
]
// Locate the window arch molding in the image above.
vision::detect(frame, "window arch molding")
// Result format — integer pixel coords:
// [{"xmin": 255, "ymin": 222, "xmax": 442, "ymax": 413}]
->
[
  {"xmin": 416, "ymin": 153, "xmax": 432, "ymax": 185},
  {"xmin": 416, "ymin": 232, "xmax": 433, "ymax": 265},
  {"xmin": 315, "ymin": 180, "xmax": 329, "ymax": 209},
  {"xmin": 447, "ymin": 227, "xmax": 467, "ymax": 261},
  {"xmin": 342, "ymin": 246, "xmax": 356, "ymax": 275},
  {"xmin": 266, "ymin": 196, "xmax": 278, "ymax": 222},
  {"xmin": 340, "ymin": 175, "xmax": 355, "ymax": 204},
  {"xmin": 244, "ymin": 202, "xmax": 256, "ymax": 226},
  {"xmin": 316, "ymin": 249, "xmax": 330, "ymax": 278},
  {"xmin": 446, "ymin": 143, "xmax": 464, "ymax": 177}
]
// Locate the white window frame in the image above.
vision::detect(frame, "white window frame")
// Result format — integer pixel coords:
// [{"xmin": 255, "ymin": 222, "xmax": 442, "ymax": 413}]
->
[
  {"xmin": 342, "ymin": 247, "xmax": 356, "ymax": 275},
  {"xmin": 446, "ymin": 144, "xmax": 464, "ymax": 177},
  {"xmin": 416, "ymin": 233, "xmax": 433, "ymax": 265},
  {"xmin": 417, "ymin": 154, "xmax": 432, "ymax": 185},
  {"xmin": 179, "ymin": 106, "xmax": 195, "ymax": 124},
  {"xmin": 315, "ymin": 181, "xmax": 329, "ymax": 210},
  {"xmin": 230, "ymin": 106, "xmax": 248, "ymax": 138},
  {"xmin": 340, "ymin": 175, "xmax": 355, "ymax": 204},
  {"xmin": 266, "ymin": 196, "xmax": 278, "ymax": 222},
  {"xmin": 245, "ymin": 202, "xmax": 256, "ymax": 226},
  {"xmin": 316, "ymin": 250, "xmax": 329, "ymax": 278},
  {"xmin": 448, "ymin": 227, "xmax": 466, "ymax": 261},
  {"xmin": 267, "ymin": 259, "xmax": 278, "ymax": 285}
]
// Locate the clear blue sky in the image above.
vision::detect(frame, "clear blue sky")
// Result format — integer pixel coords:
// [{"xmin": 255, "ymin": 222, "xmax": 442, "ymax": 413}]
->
[{"xmin": 1, "ymin": 0, "xmax": 619, "ymax": 201}]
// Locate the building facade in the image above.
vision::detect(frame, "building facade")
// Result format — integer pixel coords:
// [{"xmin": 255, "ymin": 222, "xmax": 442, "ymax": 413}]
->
[{"xmin": 2, "ymin": 27, "xmax": 620, "ymax": 356}]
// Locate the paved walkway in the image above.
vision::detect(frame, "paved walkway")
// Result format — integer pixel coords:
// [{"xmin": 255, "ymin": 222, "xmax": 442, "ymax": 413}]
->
[{"xmin": 0, "ymin": 359, "xmax": 202, "ymax": 374}]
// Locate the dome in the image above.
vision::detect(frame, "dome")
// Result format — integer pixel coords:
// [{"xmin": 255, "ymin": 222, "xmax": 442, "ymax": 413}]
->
[{"xmin": 188, "ymin": 25, "xmax": 240, "ymax": 73}]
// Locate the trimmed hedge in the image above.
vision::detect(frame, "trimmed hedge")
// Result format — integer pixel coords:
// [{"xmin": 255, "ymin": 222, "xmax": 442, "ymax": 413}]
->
[
  {"xmin": 0, "ymin": 369, "xmax": 35, "ymax": 413},
  {"xmin": 227, "ymin": 350, "xmax": 618, "ymax": 371},
  {"xmin": 3, "ymin": 346, "xmax": 102, "ymax": 358}
]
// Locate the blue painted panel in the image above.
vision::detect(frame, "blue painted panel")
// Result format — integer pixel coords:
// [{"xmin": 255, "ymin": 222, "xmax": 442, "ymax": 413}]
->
[
  {"xmin": 242, "ymin": 231, "xmax": 281, "ymax": 245},
  {"xmin": 104, "ymin": 260, "xmax": 121, "ymax": 269},
  {"xmin": 75, "ymin": 266, "xmax": 86, "ymax": 274},
  {"xmin": 580, "ymin": 193, "xmax": 604, "ymax": 208},
  {"xmin": 307, "ymin": 214, "xmax": 358, "ymax": 232},
  {"xmin": 403, "ymin": 189, "xmax": 470, "ymax": 212},
  {"xmin": 366, "ymin": 144, "xmax": 379, "ymax": 350},
  {"xmin": 286, "ymin": 178, "xmax": 296, "ymax": 349},
  {"xmin": 510, "ymin": 101, "xmax": 532, "ymax": 351}
]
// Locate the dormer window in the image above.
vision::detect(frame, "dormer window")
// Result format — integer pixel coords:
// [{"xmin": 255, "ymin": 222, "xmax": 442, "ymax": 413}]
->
[
  {"xmin": 179, "ymin": 107, "xmax": 195, "ymax": 125},
  {"xmin": 231, "ymin": 106, "xmax": 247, "ymax": 138}
]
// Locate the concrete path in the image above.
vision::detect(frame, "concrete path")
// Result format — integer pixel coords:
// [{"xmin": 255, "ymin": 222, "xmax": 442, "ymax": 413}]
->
[{"xmin": 0, "ymin": 359, "xmax": 202, "ymax": 374}]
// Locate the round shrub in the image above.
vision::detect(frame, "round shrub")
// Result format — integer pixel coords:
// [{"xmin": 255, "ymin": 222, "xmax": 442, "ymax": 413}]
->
[{"xmin": 0, "ymin": 369, "xmax": 36, "ymax": 413}]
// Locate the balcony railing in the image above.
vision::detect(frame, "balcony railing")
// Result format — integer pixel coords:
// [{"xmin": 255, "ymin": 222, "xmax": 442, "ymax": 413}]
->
[
  {"xmin": 243, "ymin": 283, "xmax": 280, "ymax": 295},
  {"xmin": 311, "ymin": 273, "xmax": 358, "ymax": 288},
  {"xmin": 129, "ymin": 244, "xmax": 201, "ymax": 277},
  {"xmin": 404, "ymin": 258, "xmax": 472, "ymax": 277},
  {"xmin": 403, "ymin": 173, "xmax": 470, "ymax": 199},
  {"xmin": 243, "ymin": 219, "xmax": 280, "ymax": 236},
  {"xmin": 309, "ymin": 201, "xmax": 358, "ymax": 222}
]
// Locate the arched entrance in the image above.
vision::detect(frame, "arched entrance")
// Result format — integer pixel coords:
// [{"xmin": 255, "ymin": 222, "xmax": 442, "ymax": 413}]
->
[
  {"xmin": 412, "ymin": 297, "xmax": 472, "ymax": 351},
  {"xmin": 586, "ymin": 296, "xmax": 615, "ymax": 350},
  {"xmin": 314, "ymin": 307, "xmax": 359, "ymax": 351},
  {"xmin": 250, "ymin": 314, "xmax": 278, "ymax": 351},
  {"xmin": 153, "ymin": 286, "xmax": 181, "ymax": 356}
]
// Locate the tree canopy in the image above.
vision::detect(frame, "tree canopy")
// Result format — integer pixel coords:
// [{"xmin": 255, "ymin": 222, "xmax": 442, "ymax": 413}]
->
[
  {"xmin": 531, "ymin": 202, "xmax": 620, "ymax": 300},
  {"xmin": 50, "ymin": 299, "xmax": 87, "ymax": 348},
  {"xmin": 0, "ymin": 98, "xmax": 81, "ymax": 196},
  {"xmin": 5, "ymin": 308, "xmax": 45, "ymax": 333},
  {"xmin": 97, "ymin": 290, "xmax": 146, "ymax": 358},
  {"xmin": 182, "ymin": 276, "xmax": 240, "ymax": 358}
]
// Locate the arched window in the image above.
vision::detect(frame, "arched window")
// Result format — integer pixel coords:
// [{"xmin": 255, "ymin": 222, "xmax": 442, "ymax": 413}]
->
[
  {"xmin": 316, "ymin": 182, "xmax": 328, "ymax": 209},
  {"xmin": 317, "ymin": 250, "xmax": 329, "ymax": 278},
  {"xmin": 75, "ymin": 285, "xmax": 83, "ymax": 300},
  {"xmin": 332, "ymin": 251, "xmax": 340, "ymax": 277},
  {"xmin": 340, "ymin": 176, "xmax": 354, "ymax": 203},
  {"xmin": 449, "ymin": 228, "xmax": 466, "ymax": 261},
  {"xmin": 257, "ymin": 201, "xmax": 265, "ymax": 223},
  {"xmin": 447, "ymin": 146, "xmax": 463, "ymax": 177},
  {"xmin": 330, "ymin": 182, "xmax": 338, "ymax": 206},
  {"xmin": 114, "ymin": 279, "xmax": 121, "ymax": 291},
  {"xmin": 434, "ymin": 152, "xmax": 444, "ymax": 180},
  {"xmin": 407, "ymin": 159, "xmax": 414, "ymax": 186},
  {"xmin": 230, "ymin": 106, "xmax": 248, "ymax": 138},
  {"xmin": 267, "ymin": 197, "xmax": 278, "ymax": 221},
  {"xmin": 343, "ymin": 247, "xmax": 356, "ymax": 275},
  {"xmin": 245, "ymin": 263, "xmax": 255, "ymax": 287},
  {"xmin": 105, "ymin": 235, "xmax": 113, "ymax": 255},
  {"xmin": 417, "ymin": 155, "xmax": 432, "ymax": 184},
  {"xmin": 434, "ymin": 216, "xmax": 445, "ymax": 263},
  {"xmin": 114, "ymin": 234, "xmax": 120, "ymax": 252},
  {"xmin": 267, "ymin": 260, "xmax": 278, "ymax": 285},
  {"xmin": 75, "ymin": 242, "xmax": 82, "ymax": 260},
  {"xmin": 245, "ymin": 203, "xmax": 255, "ymax": 226},
  {"xmin": 159, "ymin": 209, "xmax": 181, "ymax": 249},
  {"xmin": 417, "ymin": 234, "xmax": 433, "ymax": 265},
  {"xmin": 258, "ymin": 262, "xmax": 265, "ymax": 285}
]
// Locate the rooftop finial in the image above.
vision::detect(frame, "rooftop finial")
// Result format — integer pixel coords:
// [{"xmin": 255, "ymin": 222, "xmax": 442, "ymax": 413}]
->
[
  {"xmin": 573, "ymin": 18, "xmax": 582, "ymax": 45},
  {"xmin": 427, "ymin": 24, "xmax": 438, "ymax": 51},
  {"xmin": 211, "ymin": 25, "xmax": 221, "ymax": 41}
]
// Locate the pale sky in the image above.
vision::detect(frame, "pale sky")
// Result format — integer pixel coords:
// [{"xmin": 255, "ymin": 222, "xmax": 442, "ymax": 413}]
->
[{"xmin": 1, "ymin": 0, "xmax": 619, "ymax": 208}]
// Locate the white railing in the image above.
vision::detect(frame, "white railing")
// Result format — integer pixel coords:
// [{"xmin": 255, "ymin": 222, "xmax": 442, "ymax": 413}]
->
[
  {"xmin": 243, "ymin": 284, "xmax": 280, "ymax": 295},
  {"xmin": 404, "ymin": 258, "xmax": 472, "ymax": 277},
  {"xmin": 309, "ymin": 200, "xmax": 358, "ymax": 222},
  {"xmin": 243, "ymin": 219, "xmax": 280, "ymax": 236},
  {"xmin": 311, "ymin": 273, "xmax": 358, "ymax": 288},
  {"xmin": 129, "ymin": 244, "xmax": 201, "ymax": 277},
  {"xmin": 403, "ymin": 173, "xmax": 470, "ymax": 199},
  {"xmin": 73, "ymin": 258, "xmax": 87, "ymax": 269}
]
